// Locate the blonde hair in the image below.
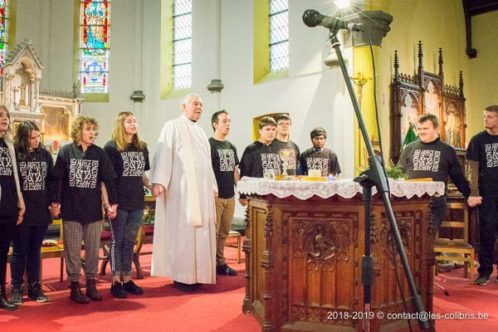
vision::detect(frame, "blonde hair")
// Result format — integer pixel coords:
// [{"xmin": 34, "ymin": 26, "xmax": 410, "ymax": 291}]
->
[
  {"xmin": 71, "ymin": 116, "xmax": 99, "ymax": 143},
  {"xmin": 0, "ymin": 105, "xmax": 12, "ymax": 139},
  {"xmin": 112, "ymin": 111, "xmax": 146, "ymax": 151}
]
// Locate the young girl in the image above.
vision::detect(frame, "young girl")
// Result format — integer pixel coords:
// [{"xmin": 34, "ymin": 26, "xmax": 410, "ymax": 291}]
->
[
  {"xmin": 0, "ymin": 105, "xmax": 25, "ymax": 311},
  {"xmin": 10, "ymin": 121, "xmax": 54, "ymax": 304},
  {"xmin": 104, "ymin": 112, "xmax": 150, "ymax": 298}
]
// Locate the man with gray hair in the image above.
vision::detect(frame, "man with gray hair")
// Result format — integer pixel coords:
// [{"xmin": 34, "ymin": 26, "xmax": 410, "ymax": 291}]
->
[
  {"xmin": 300, "ymin": 127, "xmax": 341, "ymax": 177},
  {"xmin": 151, "ymin": 93, "xmax": 218, "ymax": 292}
]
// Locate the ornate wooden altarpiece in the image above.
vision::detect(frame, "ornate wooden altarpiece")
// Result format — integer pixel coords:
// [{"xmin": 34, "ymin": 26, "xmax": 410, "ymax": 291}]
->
[
  {"xmin": 390, "ymin": 41, "xmax": 467, "ymax": 165},
  {"xmin": 0, "ymin": 40, "xmax": 82, "ymax": 155},
  {"xmin": 389, "ymin": 42, "xmax": 480, "ymax": 254}
]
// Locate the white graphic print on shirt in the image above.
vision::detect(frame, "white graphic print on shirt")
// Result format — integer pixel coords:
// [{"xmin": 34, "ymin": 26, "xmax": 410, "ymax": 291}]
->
[
  {"xmin": 121, "ymin": 151, "xmax": 146, "ymax": 177},
  {"xmin": 261, "ymin": 153, "xmax": 280, "ymax": 173},
  {"xmin": 306, "ymin": 157, "xmax": 329, "ymax": 176},
  {"xmin": 485, "ymin": 143, "xmax": 498, "ymax": 168},
  {"xmin": 19, "ymin": 161, "xmax": 47, "ymax": 191},
  {"xmin": 279, "ymin": 149, "xmax": 297, "ymax": 170},
  {"xmin": 69, "ymin": 159, "xmax": 99, "ymax": 188},
  {"xmin": 412, "ymin": 149, "xmax": 441, "ymax": 172},
  {"xmin": 0, "ymin": 146, "xmax": 13, "ymax": 176},
  {"xmin": 217, "ymin": 149, "xmax": 235, "ymax": 172}
]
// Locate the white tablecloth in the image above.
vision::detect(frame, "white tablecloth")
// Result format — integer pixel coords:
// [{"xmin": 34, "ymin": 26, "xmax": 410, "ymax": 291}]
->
[{"xmin": 238, "ymin": 177, "xmax": 444, "ymax": 200}]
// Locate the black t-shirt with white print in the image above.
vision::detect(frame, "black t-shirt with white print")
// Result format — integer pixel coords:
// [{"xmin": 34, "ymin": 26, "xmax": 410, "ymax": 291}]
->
[
  {"xmin": 466, "ymin": 130, "xmax": 498, "ymax": 197},
  {"xmin": 104, "ymin": 140, "xmax": 150, "ymax": 210},
  {"xmin": 399, "ymin": 138, "xmax": 470, "ymax": 197},
  {"xmin": 300, "ymin": 147, "xmax": 341, "ymax": 176},
  {"xmin": 271, "ymin": 139, "xmax": 301, "ymax": 175},
  {"xmin": 239, "ymin": 141, "xmax": 281, "ymax": 178},
  {"xmin": 0, "ymin": 138, "xmax": 18, "ymax": 218},
  {"xmin": 17, "ymin": 147, "xmax": 55, "ymax": 226},
  {"xmin": 53, "ymin": 143, "xmax": 117, "ymax": 224},
  {"xmin": 209, "ymin": 138, "xmax": 239, "ymax": 199}
]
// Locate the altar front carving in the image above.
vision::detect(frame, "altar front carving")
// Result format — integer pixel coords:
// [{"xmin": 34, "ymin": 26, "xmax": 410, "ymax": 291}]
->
[
  {"xmin": 239, "ymin": 178, "xmax": 443, "ymax": 332},
  {"xmin": 0, "ymin": 40, "xmax": 81, "ymax": 154}
]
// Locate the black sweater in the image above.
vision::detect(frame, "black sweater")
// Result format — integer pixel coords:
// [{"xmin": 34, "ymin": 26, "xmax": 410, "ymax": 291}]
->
[
  {"xmin": 17, "ymin": 147, "xmax": 55, "ymax": 226},
  {"xmin": 399, "ymin": 138, "xmax": 470, "ymax": 198},
  {"xmin": 104, "ymin": 140, "xmax": 150, "ymax": 210},
  {"xmin": 53, "ymin": 143, "xmax": 117, "ymax": 224}
]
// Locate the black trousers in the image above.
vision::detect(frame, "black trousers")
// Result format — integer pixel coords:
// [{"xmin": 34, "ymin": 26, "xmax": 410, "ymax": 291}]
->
[
  {"xmin": 477, "ymin": 197, "xmax": 498, "ymax": 276},
  {"xmin": 10, "ymin": 225, "xmax": 49, "ymax": 287},
  {"xmin": 0, "ymin": 217, "xmax": 17, "ymax": 285},
  {"xmin": 431, "ymin": 196, "xmax": 447, "ymax": 231}
]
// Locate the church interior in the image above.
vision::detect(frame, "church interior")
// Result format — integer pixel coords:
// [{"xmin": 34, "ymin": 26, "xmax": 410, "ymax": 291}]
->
[{"xmin": 2, "ymin": 0, "xmax": 498, "ymax": 331}]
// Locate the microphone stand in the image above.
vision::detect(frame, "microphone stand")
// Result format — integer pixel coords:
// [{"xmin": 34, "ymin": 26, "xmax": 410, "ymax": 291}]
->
[{"xmin": 328, "ymin": 30, "xmax": 430, "ymax": 331}]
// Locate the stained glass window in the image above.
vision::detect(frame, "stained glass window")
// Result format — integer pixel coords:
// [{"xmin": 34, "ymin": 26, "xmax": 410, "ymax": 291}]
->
[
  {"xmin": 79, "ymin": 0, "xmax": 111, "ymax": 94},
  {"xmin": 173, "ymin": 0, "xmax": 192, "ymax": 90},
  {"xmin": 0, "ymin": 0, "xmax": 11, "ymax": 75},
  {"xmin": 269, "ymin": 0, "xmax": 288, "ymax": 72}
]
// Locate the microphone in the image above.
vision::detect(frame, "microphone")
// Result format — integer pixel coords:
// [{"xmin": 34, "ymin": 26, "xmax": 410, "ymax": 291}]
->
[{"xmin": 302, "ymin": 9, "xmax": 362, "ymax": 31}]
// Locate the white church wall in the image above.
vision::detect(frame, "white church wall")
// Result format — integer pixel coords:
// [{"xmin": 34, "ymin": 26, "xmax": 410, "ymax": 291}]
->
[{"xmin": 15, "ymin": 0, "xmax": 356, "ymax": 220}]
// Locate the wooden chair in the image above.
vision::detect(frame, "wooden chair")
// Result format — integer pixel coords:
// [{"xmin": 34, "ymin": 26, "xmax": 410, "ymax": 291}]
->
[
  {"xmin": 40, "ymin": 219, "xmax": 65, "ymax": 282},
  {"xmin": 225, "ymin": 230, "xmax": 242, "ymax": 263},
  {"xmin": 99, "ymin": 223, "xmax": 154, "ymax": 279},
  {"xmin": 132, "ymin": 224, "xmax": 154, "ymax": 279},
  {"xmin": 99, "ymin": 194, "xmax": 156, "ymax": 278},
  {"xmin": 434, "ymin": 201, "xmax": 475, "ymax": 281},
  {"xmin": 98, "ymin": 219, "xmax": 113, "ymax": 276}
]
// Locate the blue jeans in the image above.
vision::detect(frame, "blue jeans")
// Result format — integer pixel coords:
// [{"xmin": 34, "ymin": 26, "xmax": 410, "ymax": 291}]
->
[
  {"xmin": 109, "ymin": 209, "xmax": 143, "ymax": 276},
  {"xmin": 10, "ymin": 225, "xmax": 48, "ymax": 287}
]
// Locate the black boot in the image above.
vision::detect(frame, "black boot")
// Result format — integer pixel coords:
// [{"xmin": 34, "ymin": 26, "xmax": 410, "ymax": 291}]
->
[
  {"xmin": 28, "ymin": 282, "xmax": 49, "ymax": 303},
  {"xmin": 10, "ymin": 285, "xmax": 23, "ymax": 305},
  {"xmin": 85, "ymin": 279, "xmax": 102, "ymax": 301},
  {"xmin": 1, "ymin": 284, "xmax": 19, "ymax": 311},
  {"xmin": 70, "ymin": 282, "xmax": 90, "ymax": 304}
]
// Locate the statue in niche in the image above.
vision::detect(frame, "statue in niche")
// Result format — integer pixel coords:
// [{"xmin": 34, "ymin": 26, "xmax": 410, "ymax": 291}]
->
[
  {"xmin": 424, "ymin": 81, "xmax": 439, "ymax": 115},
  {"xmin": 445, "ymin": 103, "xmax": 461, "ymax": 147},
  {"xmin": 13, "ymin": 64, "xmax": 31, "ymax": 107},
  {"xmin": 400, "ymin": 93, "xmax": 418, "ymax": 143}
]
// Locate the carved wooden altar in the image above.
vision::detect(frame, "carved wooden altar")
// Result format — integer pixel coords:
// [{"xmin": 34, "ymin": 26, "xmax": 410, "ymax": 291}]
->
[{"xmin": 239, "ymin": 178, "xmax": 443, "ymax": 332}]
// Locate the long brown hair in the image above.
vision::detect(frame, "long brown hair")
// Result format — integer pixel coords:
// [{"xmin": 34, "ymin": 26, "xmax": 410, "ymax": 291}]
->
[
  {"xmin": 0, "ymin": 104, "xmax": 12, "ymax": 139},
  {"xmin": 15, "ymin": 120, "xmax": 45, "ymax": 161},
  {"xmin": 112, "ymin": 112, "xmax": 146, "ymax": 152}
]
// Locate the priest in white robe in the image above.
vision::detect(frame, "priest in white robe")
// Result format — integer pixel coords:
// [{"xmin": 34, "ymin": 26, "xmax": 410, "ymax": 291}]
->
[{"xmin": 150, "ymin": 93, "xmax": 217, "ymax": 291}]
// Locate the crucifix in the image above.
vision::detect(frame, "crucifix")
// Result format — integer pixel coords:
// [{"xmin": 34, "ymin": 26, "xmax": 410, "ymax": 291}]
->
[{"xmin": 350, "ymin": 72, "xmax": 372, "ymax": 107}]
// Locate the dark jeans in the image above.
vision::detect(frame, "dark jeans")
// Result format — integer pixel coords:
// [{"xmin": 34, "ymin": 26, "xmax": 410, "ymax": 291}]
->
[
  {"xmin": 0, "ymin": 218, "xmax": 17, "ymax": 285},
  {"xmin": 109, "ymin": 209, "xmax": 143, "ymax": 276},
  {"xmin": 10, "ymin": 225, "xmax": 49, "ymax": 287},
  {"xmin": 431, "ymin": 196, "xmax": 447, "ymax": 231},
  {"xmin": 477, "ymin": 197, "xmax": 498, "ymax": 276}
]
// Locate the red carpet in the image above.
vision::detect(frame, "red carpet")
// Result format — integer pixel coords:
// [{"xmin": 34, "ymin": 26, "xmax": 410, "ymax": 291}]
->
[{"xmin": 1, "ymin": 245, "xmax": 497, "ymax": 331}]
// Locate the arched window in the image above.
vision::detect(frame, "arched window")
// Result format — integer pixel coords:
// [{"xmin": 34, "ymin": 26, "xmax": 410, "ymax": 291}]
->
[
  {"xmin": 269, "ymin": 0, "xmax": 288, "ymax": 72},
  {"xmin": 161, "ymin": 0, "xmax": 192, "ymax": 98},
  {"xmin": 254, "ymin": 0, "xmax": 288, "ymax": 83},
  {"xmin": 76, "ymin": 0, "xmax": 111, "ymax": 100},
  {"xmin": 173, "ymin": 0, "xmax": 192, "ymax": 89}
]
